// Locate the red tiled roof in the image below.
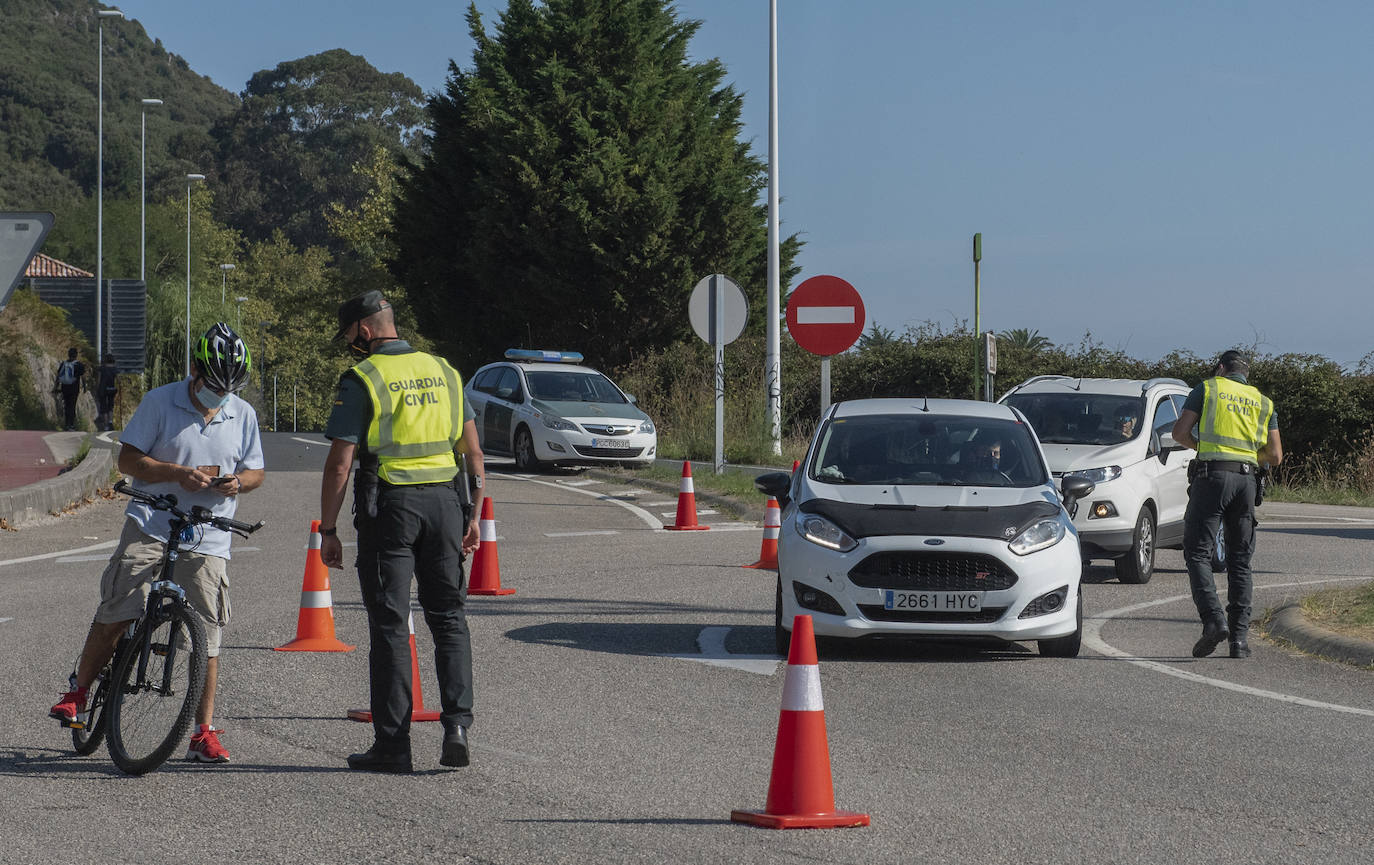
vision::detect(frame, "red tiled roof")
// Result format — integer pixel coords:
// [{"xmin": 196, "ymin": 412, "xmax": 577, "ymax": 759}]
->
[{"xmin": 24, "ymin": 253, "xmax": 93, "ymax": 279}]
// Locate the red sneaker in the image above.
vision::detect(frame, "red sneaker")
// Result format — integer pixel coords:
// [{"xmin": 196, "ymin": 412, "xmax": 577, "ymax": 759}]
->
[
  {"xmin": 185, "ymin": 725, "xmax": 230, "ymax": 764},
  {"xmin": 49, "ymin": 689, "xmax": 88, "ymax": 726}
]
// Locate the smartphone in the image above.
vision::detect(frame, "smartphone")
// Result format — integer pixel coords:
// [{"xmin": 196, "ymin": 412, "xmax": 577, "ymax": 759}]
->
[{"xmin": 211, "ymin": 476, "xmax": 233, "ymax": 486}]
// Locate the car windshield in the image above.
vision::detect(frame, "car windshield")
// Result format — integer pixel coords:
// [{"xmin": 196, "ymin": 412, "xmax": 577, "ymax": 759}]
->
[
  {"xmin": 808, "ymin": 413, "xmax": 1047, "ymax": 488},
  {"xmin": 525, "ymin": 370, "xmax": 627, "ymax": 403},
  {"xmin": 1003, "ymin": 393, "xmax": 1147, "ymax": 446}
]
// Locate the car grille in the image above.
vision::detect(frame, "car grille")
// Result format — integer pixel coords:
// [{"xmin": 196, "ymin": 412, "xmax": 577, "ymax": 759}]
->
[
  {"xmin": 847, "ymin": 552, "xmax": 1018, "ymax": 591},
  {"xmin": 582, "ymin": 424, "xmax": 637, "ymax": 436},
  {"xmin": 572, "ymin": 445, "xmax": 645, "ymax": 458},
  {"xmin": 857, "ymin": 605, "xmax": 1008, "ymax": 624}
]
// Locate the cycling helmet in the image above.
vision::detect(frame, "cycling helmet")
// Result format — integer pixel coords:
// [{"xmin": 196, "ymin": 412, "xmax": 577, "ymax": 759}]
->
[{"xmin": 193, "ymin": 323, "xmax": 252, "ymax": 393}]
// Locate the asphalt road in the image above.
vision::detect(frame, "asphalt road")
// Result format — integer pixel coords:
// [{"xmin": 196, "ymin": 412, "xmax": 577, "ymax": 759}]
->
[{"xmin": 2, "ymin": 432, "xmax": 1372, "ymax": 864}]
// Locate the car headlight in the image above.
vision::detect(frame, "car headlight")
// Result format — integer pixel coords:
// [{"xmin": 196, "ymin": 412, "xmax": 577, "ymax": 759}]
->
[
  {"xmin": 795, "ymin": 513, "xmax": 857, "ymax": 552},
  {"xmin": 1064, "ymin": 465, "xmax": 1121, "ymax": 484},
  {"xmin": 1008, "ymin": 517, "xmax": 1066, "ymax": 556},
  {"xmin": 539, "ymin": 413, "xmax": 578, "ymax": 432},
  {"xmin": 638, "ymin": 419, "xmax": 656, "ymax": 434}
]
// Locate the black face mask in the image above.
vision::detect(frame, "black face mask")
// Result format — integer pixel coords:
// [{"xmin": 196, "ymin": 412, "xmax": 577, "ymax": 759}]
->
[{"xmin": 348, "ymin": 333, "xmax": 372, "ymax": 358}]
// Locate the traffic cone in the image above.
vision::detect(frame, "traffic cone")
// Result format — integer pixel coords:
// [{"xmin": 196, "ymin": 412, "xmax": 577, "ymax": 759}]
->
[
  {"xmin": 347, "ymin": 610, "xmax": 441, "ymax": 723},
  {"xmin": 743, "ymin": 498, "xmax": 781, "ymax": 569},
  {"xmin": 792, "ymin": 459, "xmax": 800, "ymax": 473},
  {"xmin": 731, "ymin": 615, "xmax": 870, "ymax": 829},
  {"xmin": 468, "ymin": 498, "xmax": 515, "ymax": 596},
  {"xmin": 664, "ymin": 460, "xmax": 710, "ymax": 530},
  {"xmin": 275, "ymin": 521, "xmax": 354, "ymax": 652}
]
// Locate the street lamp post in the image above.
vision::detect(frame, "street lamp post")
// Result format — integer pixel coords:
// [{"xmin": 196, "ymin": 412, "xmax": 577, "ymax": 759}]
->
[
  {"xmin": 96, "ymin": 7, "xmax": 124, "ymax": 362},
  {"xmin": 140, "ymin": 98, "xmax": 163, "ymax": 283},
  {"xmin": 234, "ymin": 295, "xmax": 248, "ymax": 333},
  {"xmin": 185, "ymin": 173, "xmax": 206, "ymax": 378},
  {"xmin": 220, "ymin": 263, "xmax": 235, "ymax": 305}
]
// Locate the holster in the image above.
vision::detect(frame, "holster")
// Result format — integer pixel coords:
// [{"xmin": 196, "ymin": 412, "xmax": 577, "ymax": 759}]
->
[{"xmin": 353, "ymin": 460, "xmax": 380, "ymax": 520}]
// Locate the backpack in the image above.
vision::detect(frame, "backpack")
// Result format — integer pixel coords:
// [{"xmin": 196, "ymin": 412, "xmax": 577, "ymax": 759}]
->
[{"xmin": 57, "ymin": 361, "xmax": 78, "ymax": 386}]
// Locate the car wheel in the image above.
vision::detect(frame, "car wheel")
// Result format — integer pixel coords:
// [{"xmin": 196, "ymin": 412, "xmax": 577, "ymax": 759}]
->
[
  {"xmin": 513, "ymin": 426, "xmax": 544, "ymax": 472},
  {"xmin": 774, "ymin": 577, "xmax": 790, "ymax": 656},
  {"xmin": 1114, "ymin": 507, "xmax": 1156, "ymax": 584},
  {"xmin": 1038, "ymin": 591, "xmax": 1083, "ymax": 658},
  {"xmin": 1211, "ymin": 524, "xmax": 1227, "ymax": 573}
]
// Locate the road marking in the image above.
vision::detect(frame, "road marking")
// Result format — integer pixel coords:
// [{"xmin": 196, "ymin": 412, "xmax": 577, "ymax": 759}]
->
[
  {"xmin": 661, "ymin": 509, "xmax": 718, "ymax": 517},
  {"xmin": 544, "ymin": 530, "xmax": 619, "ymax": 538},
  {"xmin": 658, "ymin": 626, "xmax": 780, "ymax": 675},
  {"xmin": 292, "ymin": 436, "xmax": 331, "ymax": 447},
  {"xmin": 1084, "ymin": 577, "xmax": 1374, "ymax": 718},
  {"xmin": 495, "ymin": 471, "xmax": 663, "ymax": 530},
  {"xmin": 560, "ymin": 479, "xmax": 602, "ymax": 487},
  {"xmin": 0, "ymin": 617, "xmax": 12, "ymax": 624},
  {"xmin": 0, "ymin": 540, "xmax": 118, "ymax": 569},
  {"xmin": 55, "ymin": 545, "xmax": 262, "ymax": 564},
  {"xmin": 645, "ymin": 501, "xmax": 677, "ymax": 507}
]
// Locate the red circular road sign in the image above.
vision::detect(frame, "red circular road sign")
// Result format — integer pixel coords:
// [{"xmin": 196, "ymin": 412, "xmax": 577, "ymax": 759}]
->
[{"xmin": 785, "ymin": 275, "xmax": 866, "ymax": 356}]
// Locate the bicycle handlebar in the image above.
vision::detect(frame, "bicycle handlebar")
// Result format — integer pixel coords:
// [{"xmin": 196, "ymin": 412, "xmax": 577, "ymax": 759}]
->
[{"xmin": 114, "ymin": 479, "xmax": 266, "ymax": 538}]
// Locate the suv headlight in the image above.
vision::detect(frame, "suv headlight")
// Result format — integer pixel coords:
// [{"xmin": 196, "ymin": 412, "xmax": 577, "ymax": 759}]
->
[
  {"xmin": 1008, "ymin": 517, "xmax": 1066, "ymax": 556},
  {"xmin": 795, "ymin": 513, "xmax": 857, "ymax": 552},
  {"xmin": 539, "ymin": 413, "xmax": 578, "ymax": 432},
  {"xmin": 1064, "ymin": 465, "xmax": 1121, "ymax": 484},
  {"xmin": 638, "ymin": 419, "xmax": 656, "ymax": 434}
]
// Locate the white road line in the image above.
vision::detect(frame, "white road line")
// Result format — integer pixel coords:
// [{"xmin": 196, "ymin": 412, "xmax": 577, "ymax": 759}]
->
[
  {"xmin": 0, "ymin": 540, "xmax": 118, "ymax": 569},
  {"xmin": 645, "ymin": 501, "xmax": 677, "ymax": 507},
  {"xmin": 292, "ymin": 436, "xmax": 331, "ymax": 447},
  {"xmin": 494, "ymin": 471, "xmax": 663, "ymax": 530},
  {"xmin": 56, "ymin": 545, "xmax": 262, "ymax": 564},
  {"xmin": 544, "ymin": 530, "xmax": 620, "ymax": 538},
  {"xmin": 657, "ymin": 626, "xmax": 780, "ymax": 675},
  {"xmin": 560, "ymin": 479, "xmax": 602, "ymax": 487},
  {"xmin": 661, "ymin": 509, "xmax": 718, "ymax": 517},
  {"xmin": 0, "ymin": 617, "xmax": 12, "ymax": 624},
  {"xmin": 1083, "ymin": 577, "xmax": 1374, "ymax": 718}
]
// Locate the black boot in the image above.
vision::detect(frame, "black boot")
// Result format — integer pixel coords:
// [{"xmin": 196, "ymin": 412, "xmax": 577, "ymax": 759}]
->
[
  {"xmin": 347, "ymin": 744, "xmax": 412, "ymax": 774},
  {"xmin": 1192, "ymin": 619, "xmax": 1229, "ymax": 658},
  {"xmin": 440, "ymin": 726, "xmax": 470, "ymax": 768},
  {"xmin": 1229, "ymin": 630, "xmax": 1251, "ymax": 658}
]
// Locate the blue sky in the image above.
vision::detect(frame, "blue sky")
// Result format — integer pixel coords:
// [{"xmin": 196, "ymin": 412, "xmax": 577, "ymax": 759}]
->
[{"xmin": 111, "ymin": 1, "xmax": 1373, "ymax": 368}]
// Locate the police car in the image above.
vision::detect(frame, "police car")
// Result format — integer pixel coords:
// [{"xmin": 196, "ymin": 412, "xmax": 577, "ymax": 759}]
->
[{"xmin": 465, "ymin": 350, "xmax": 657, "ymax": 471}]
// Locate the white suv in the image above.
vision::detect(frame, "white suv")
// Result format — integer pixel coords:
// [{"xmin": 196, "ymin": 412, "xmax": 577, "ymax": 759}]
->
[{"xmin": 1000, "ymin": 376, "xmax": 1193, "ymax": 584}]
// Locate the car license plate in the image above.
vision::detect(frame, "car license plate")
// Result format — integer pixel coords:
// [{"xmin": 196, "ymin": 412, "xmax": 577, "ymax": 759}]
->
[
  {"xmin": 592, "ymin": 438, "xmax": 633, "ymax": 449},
  {"xmin": 883, "ymin": 590, "xmax": 984, "ymax": 612}
]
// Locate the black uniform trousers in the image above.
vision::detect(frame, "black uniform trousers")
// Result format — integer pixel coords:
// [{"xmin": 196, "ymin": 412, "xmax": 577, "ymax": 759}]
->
[
  {"xmin": 355, "ymin": 481, "xmax": 473, "ymax": 752},
  {"xmin": 60, "ymin": 383, "xmax": 80, "ymax": 429},
  {"xmin": 1182, "ymin": 464, "xmax": 1258, "ymax": 634}
]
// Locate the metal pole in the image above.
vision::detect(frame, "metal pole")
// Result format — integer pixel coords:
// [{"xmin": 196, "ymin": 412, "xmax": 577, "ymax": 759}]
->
[
  {"xmin": 96, "ymin": 18, "xmax": 104, "ymax": 361},
  {"xmin": 713, "ymin": 275, "xmax": 725, "ymax": 475},
  {"xmin": 293, "ymin": 384, "xmax": 297, "ymax": 432},
  {"xmin": 272, "ymin": 374, "xmax": 278, "ymax": 432},
  {"xmin": 765, "ymin": 0, "xmax": 782, "ymax": 456},
  {"xmin": 140, "ymin": 98, "xmax": 162, "ymax": 286},
  {"xmin": 185, "ymin": 182, "xmax": 191, "ymax": 378},
  {"xmin": 820, "ymin": 357, "xmax": 831, "ymax": 416},
  {"xmin": 972, "ymin": 233, "xmax": 982, "ymax": 400}
]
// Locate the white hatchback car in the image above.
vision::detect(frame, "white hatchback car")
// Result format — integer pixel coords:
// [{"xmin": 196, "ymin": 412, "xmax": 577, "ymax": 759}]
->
[
  {"xmin": 999, "ymin": 376, "xmax": 1195, "ymax": 583},
  {"xmin": 755, "ymin": 398, "xmax": 1094, "ymax": 657},
  {"xmin": 465, "ymin": 350, "xmax": 657, "ymax": 471}
]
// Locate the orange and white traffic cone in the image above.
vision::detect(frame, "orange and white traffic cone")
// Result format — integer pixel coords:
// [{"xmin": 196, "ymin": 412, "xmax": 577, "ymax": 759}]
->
[
  {"xmin": 347, "ymin": 610, "xmax": 441, "ymax": 723},
  {"xmin": 731, "ymin": 614, "xmax": 870, "ymax": 829},
  {"xmin": 275, "ymin": 521, "xmax": 354, "ymax": 652},
  {"xmin": 743, "ymin": 498, "xmax": 781, "ymax": 569},
  {"xmin": 468, "ymin": 498, "xmax": 515, "ymax": 596},
  {"xmin": 664, "ymin": 460, "xmax": 710, "ymax": 530}
]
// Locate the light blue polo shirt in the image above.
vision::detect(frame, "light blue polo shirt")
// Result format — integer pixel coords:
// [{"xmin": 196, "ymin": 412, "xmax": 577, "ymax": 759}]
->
[{"xmin": 120, "ymin": 378, "xmax": 265, "ymax": 559}]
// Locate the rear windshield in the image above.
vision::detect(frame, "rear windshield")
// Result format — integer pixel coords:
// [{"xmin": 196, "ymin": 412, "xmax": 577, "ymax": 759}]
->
[
  {"xmin": 526, "ymin": 370, "xmax": 627, "ymax": 403},
  {"xmin": 1002, "ymin": 393, "xmax": 1147, "ymax": 446},
  {"xmin": 809, "ymin": 414, "xmax": 1047, "ymax": 488}
]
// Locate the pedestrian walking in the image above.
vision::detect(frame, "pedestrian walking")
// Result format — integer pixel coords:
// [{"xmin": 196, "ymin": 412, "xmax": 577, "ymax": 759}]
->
[
  {"xmin": 96, "ymin": 353, "xmax": 120, "ymax": 431},
  {"xmin": 53, "ymin": 347, "xmax": 86, "ymax": 431}
]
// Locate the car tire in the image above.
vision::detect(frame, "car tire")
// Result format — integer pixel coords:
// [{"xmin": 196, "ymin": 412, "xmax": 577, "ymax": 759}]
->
[
  {"xmin": 1114, "ymin": 507, "xmax": 1156, "ymax": 584},
  {"xmin": 774, "ymin": 577, "xmax": 790, "ymax": 656},
  {"xmin": 1211, "ymin": 524, "xmax": 1227, "ymax": 573},
  {"xmin": 1038, "ymin": 591, "xmax": 1083, "ymax": 658},
  {"xmin": 513, "ymin": 426, "xmax": 545, "ymax": 472}
]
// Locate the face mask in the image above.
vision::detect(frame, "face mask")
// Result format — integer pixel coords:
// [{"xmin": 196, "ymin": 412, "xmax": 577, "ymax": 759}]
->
[
  {"xmin": 348, "ymin": 334, "xmax": 373, "ymax": 358},
  {"xmin": 196, "ymin": 382, "xmax": 231, "ymax": 410}
]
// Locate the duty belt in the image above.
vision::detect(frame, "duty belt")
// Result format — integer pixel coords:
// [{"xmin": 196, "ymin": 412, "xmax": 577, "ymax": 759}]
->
[{"xmin": 1198, "ymin": 460, "xmax": 1256, "ymax": 475}]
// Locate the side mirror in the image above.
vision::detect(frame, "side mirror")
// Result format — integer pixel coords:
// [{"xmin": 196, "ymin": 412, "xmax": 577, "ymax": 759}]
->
[
  {"xmin": 1060, "ymin": 475, "xmax": 1095, "ymax": 514},
  {"xmin": 755, "ymin": 471, "xmax": 792, "ymax": 506}
]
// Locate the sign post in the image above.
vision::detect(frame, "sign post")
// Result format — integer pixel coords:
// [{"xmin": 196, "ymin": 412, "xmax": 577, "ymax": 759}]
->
[
  {"xmin": 972, "ymin": 233, "xmax": 982, "ymax": 400},
  {"xmin": 785, "ymin": 275, "xmax": 866, "ymax": 416},
  {"xmin": 689, "ymin": 274, "xmax": 748, "ymax": 473},
  {"xmin": 984, "ymin": 330, "xmax": 997, "ymax": 402},
  {"xmin": 0, "ymin": 212, "xmax": 54, "ymax": 313}
]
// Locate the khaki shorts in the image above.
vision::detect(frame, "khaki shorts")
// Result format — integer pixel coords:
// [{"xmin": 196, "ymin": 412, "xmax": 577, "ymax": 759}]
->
[{"xmin": 95, "ymin": 521, "xmax": 231, "ymax": 657}]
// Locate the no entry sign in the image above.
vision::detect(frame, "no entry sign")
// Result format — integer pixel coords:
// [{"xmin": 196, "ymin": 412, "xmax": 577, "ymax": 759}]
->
[{"xmin": 785, "ymin": 275, "xmax": 865, "ymax": 356}]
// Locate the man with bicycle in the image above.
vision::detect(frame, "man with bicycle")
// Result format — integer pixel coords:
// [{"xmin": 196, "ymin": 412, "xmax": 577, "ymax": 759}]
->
[{"xmin": 50, "ymin": 323, "xmax": 264, "ymax": 764}]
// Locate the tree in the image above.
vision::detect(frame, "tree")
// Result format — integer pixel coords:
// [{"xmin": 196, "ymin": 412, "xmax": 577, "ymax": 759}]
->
[
  {"xmin": 997, "ymin": 327, "xmax": 1053, "ymax": 353},
  {"xmin": 213, "ymin": 50, "xmax": 426, "ymax": 257},
  {"xmin": 391, "ymin": 0, "xmax": 801, "ymax": 372}
]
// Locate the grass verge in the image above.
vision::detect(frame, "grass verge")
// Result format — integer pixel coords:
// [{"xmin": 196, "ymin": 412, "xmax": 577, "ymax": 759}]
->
[{"xmin": 1299, "ymin": 582, "xmax": 1374, "ymax": 643}]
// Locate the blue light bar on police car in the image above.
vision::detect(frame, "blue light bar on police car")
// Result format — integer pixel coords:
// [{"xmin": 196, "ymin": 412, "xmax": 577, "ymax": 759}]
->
[{"xmin": 504, "ymin": 349, "xmax": 585, "ymax": 363}]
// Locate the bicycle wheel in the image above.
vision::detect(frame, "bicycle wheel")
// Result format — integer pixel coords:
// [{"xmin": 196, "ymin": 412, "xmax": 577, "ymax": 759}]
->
[
  {"xmin": 71, "ymin": 668, "xmax": 112, "ymax": 756},
  {"xmin": 106, "ymin": 601, "xmax": 208, "ymax": 776}
]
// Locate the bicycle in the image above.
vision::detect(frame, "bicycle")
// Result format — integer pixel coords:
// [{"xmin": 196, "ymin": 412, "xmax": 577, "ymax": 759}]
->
[{"xmin": 66, "ymin": 479, "xmax": 264, "ymax": 775}]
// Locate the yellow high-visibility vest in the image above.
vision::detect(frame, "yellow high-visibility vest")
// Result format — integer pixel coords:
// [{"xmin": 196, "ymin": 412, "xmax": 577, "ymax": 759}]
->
[
  {"xmin": 353, "ymin": 351, "xmax": 464, "ymax": 485},
  {"xmin": 1197, "ymin": 376, "xmax": 1273, "ymax": 464}
]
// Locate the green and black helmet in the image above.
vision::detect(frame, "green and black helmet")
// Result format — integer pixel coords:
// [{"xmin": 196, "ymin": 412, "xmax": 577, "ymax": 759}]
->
[{"xmin": 193, "ymin": 322, "xmax": 252, "ymax": 393}]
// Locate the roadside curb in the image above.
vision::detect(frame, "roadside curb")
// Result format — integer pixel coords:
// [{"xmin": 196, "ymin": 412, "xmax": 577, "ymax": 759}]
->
[
  {"xmin": 583, "ymin": 467, "xmax": 763, "ymax": 523},
  {"xmin": 1266, "ymin": 602, "xmax": 1374, "ymax": 668},
  {"xmin": 0, "ymin": 447, "xmax": 113, "ymax": 528}
]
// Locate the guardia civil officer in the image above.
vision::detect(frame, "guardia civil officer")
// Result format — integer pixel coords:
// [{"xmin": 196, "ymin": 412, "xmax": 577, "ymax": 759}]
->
[
  {"xmin": 318, "ymin": 290, "xmax": 485, "ymax": 773},
  {"xmin": 1171, "ymin": 350, "xmax": 1282, "ymax": 659}
]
